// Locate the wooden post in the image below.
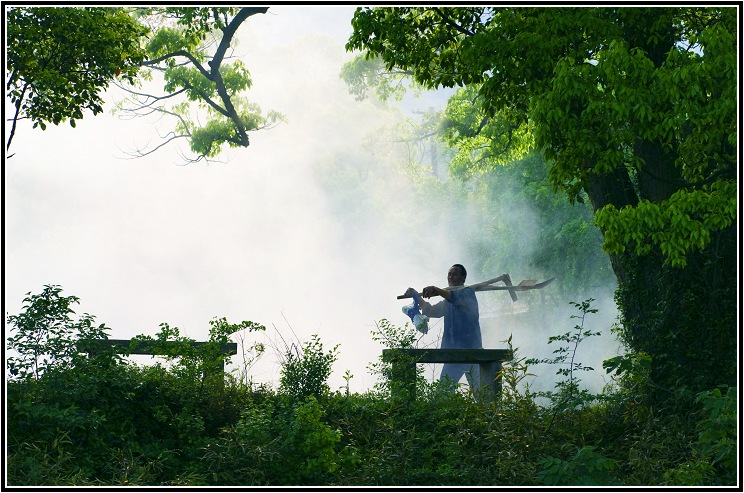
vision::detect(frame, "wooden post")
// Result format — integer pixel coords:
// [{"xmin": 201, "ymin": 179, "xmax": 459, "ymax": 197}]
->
[{"xmin": 385, "ymin": 348, "xmax": 419, "ymax": 400}]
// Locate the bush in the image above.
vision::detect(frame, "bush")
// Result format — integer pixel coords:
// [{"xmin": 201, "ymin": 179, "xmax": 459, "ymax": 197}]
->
[{"xmin": 279, "ymin": 334, "xmax": 339, "ymax": 401}]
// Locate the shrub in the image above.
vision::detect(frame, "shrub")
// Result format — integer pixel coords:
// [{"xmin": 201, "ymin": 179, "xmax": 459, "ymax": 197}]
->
[
  {"xmin": 536, "ymin": 444, "xmax": 619, "ymax": 486},
  {"xmin": 663, "ymin": 385, "xmax": 737, "ymax": 486},
  {"xmin": 279, "ymin": 334, "xmax": 338, "ymax": 401},
  {"xmin": 7, "ymin": 284, "xmax": 117, "ymax": 381}
]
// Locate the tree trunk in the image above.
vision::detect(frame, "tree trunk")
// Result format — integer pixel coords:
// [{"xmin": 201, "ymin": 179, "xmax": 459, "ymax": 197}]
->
[
  {"xmin": 613, "ymin": 224, "xmax": 736, "ymax": 399},
  {"xmin": 584, "ymin": 152, "xmax": 736, "ymax": 400},
  {"xmin": 583, "ymin": 160, "xmax": 637, "ymax": 285}
]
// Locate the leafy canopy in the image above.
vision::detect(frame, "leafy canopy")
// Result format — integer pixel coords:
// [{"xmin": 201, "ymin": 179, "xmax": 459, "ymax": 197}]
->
[
  {"xmin": 346, "ymin": 7, "xmax": 737, "ymax": 268},
  {"xmin": 6, "ymin": 7, "xmax": 283, "ymax": 162},
  {"xmin": 6, "ymin": 7, "xmax": 147, "ymax": 137}
]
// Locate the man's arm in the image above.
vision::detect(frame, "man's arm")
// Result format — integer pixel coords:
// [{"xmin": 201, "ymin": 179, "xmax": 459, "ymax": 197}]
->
[
  {"xmin": 405, "ymin": 287, "xmax": 446, "ymax": 317},
  {"xmin": 421, "ymin": 285, "xmax": 452, "ymax": 301}
]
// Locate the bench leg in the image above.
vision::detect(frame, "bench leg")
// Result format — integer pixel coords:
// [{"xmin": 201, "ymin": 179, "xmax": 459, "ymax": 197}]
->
[{"xmin": 478, "ymin": 361, "xmax": 503, "ymax": 402}]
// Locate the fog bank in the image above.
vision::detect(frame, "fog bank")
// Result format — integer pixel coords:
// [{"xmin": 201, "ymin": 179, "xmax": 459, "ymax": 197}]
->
[{"xmin": 4, "ymin": 7, "xmax": 622, "ymax": 395}]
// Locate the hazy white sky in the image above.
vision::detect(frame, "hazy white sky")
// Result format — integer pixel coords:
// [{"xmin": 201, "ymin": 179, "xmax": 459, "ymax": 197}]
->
[{"xmin": 4, "ymin": 6, "xmax": 621, "ymax": 393}]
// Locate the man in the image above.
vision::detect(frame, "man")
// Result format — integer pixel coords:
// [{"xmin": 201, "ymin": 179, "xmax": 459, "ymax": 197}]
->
[{"xmin": 406, "ymin": 265, "xmax": 506, "ymax": 392}]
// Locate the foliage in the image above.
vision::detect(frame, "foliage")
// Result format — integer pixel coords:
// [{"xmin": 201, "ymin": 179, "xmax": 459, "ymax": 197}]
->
[
  {"xmin": 204, "ymin": 395, "xmax": 348, "ymax": 485},
  {"xmin": 346, "ymin": 5, "xmax": 737, "ymax": 399},
  {"xmin": 440, "ymin": 84, "xmax": 534, "ymax": 177},
  {"xmin": 128, "ymin": 316, "xmax": 264, "ymax": 386},
  {"xmin": 536, "ymin": 444, "xmax": 619, "ymax": 486},
  {"xmin": 7, "ymin": 284, "xmax": 115, "ymax": 380},
  {"xmin": 496, "ymin": 335, "xmax": 536, "ymax": 410},
  {"xmin": 339, "ymin": 39, "xmax": 613, "ymax": 304},
  {"xmin": 602, "ymin": 349, "xmax": 653, "ymax": 396},
  {"xmin": 595, "ymin": 180, "xmax": 737, "ymax": 268},
  {"xmin": 346, "ymin": 5, "xmax": 736, "ymax": 266},
  {"xmin": 6, "ymin": 287, "xmax": 738, "ymax": 486},
  {"xmin": 527, "ymin": 299, "xmax": 602, "ymax": 413},
  {"xmin": 612, "ymin": 237, "xmax": 736, "ymax": 397},
  {"xmin": 120, "ymin": 6, "xmax": 284, "ymax": 161},
  {"xmin": 6, "ymin": 6, "xmax": 284, "ymax": 161},
  {"xmin": 279, "ymin": 334, "xmax": 339, "ymax": 401},
  {"xmin": 5, "ymin": 7, "xmax": 148, "ymax": 150},
  {"xmin": 6, "ymin": 286, "xmax": 261, "ymax": 484},
  {"xmin": 663, "ymin": 385, "xmax": 737, "ymax": 486},
  {"xmin": 339, "ymin": 54, "xmax": 417, "ymax": 102},
  {"xmin": 367, "ymin": 318, "xmax": 426, "ymax": 396}
]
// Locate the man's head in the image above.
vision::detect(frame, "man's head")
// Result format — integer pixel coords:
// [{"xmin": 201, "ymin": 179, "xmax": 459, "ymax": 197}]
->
[{"xmin": 447, "ymin": 264, "xmax": 467, "ymax": 287}]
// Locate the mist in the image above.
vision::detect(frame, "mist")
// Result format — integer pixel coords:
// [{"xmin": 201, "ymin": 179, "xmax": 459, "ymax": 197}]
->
[{"xmin": 4, "ymin": 6, "xmax": 622, "ymax": 396}]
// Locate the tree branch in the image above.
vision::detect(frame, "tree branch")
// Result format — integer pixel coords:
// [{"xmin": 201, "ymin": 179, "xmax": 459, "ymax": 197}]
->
[
  {"xmin": 114, "ymin": 82, "xmax": 189, "ymax": 107},
  {"xmin": 432, "ymin": 8, "xmax": 475, "ymax": 37},
  {"xmin": 6, "ymin": 81, "xmax": 29, "ymax": 152},
  {"xmin": 122, "ymin": 132, "xmax": 191, "ymax": 159},
  {"xmin": 179, "ymin": 79, "xmax": 230, "ymax": 117},
  {"xmin": 121, "ymin": 7, "xmax": 271, "ymax": 160},
  {"xmin": 119, "ymin": 106, "xmax": 197, "ymax": 160},
  {"xmin": 210, "ymin": 7, "xmax": 268, "ymax": 72},
  {"xmin": 142, "ymin": 49, "xmax": 212, "ymax": 80}
]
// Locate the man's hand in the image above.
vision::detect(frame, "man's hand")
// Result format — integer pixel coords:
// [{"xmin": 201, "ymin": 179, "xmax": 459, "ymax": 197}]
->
[
  {"xmin": 422, "ymin": 285, "xmax": 451, "ymax": 300},
  {"xmin": 421, "ymin": 286, "xmax": 437, "ymax": 298}
]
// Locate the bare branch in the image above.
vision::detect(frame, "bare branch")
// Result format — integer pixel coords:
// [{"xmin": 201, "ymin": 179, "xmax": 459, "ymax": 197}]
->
[
  {"xmin": 113, "ymin": 81, "xmax": 189, "ymax": 106},
  {"xmin": 6, "ymin": 82, "xmax": 29, "ymax": 152},
  {"xmin": 118, "ymin": 105, "xmax": 194, "ymax": 159},
  {"xmin": 142, "ymin": 49, "xmax": 212, "ymax": 79},
  {"xmin": 210, "ymin": 7, "xmax": 268, "ymax": 72},
  {"xmin": 121, "ymin": 133, "xmax": 191, "ymax": 159}
]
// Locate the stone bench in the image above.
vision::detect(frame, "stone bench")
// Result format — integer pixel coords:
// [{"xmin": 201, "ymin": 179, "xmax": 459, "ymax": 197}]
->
[
  {"xmin": 79, "ymin": 339, "xmax": 238, "ymax": 384},
  {"xmin": 381, "ymin": 348, "xmax": 512, "ymax": 400}
]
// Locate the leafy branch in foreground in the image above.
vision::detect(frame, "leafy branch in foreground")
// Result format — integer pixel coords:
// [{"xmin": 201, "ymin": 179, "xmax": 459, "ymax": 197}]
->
[
  {"xmin": 5, "ymin": 7, "xmax": 147, "ymax": 153},
  {"xmin": 115, "ymin": 7, "xmax": 285, "ymax": 162},
  {"xmin": 6, "ymin": 7, "xmax": 285, "ymax": 162}
]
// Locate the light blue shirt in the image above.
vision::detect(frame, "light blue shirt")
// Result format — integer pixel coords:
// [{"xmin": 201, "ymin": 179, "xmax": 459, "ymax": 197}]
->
[{"xmin": 423, "ymin": 287, "xmax": 482, "ymax": 349}]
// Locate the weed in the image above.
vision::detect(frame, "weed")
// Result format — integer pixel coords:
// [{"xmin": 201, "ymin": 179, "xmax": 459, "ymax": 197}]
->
[
  {"xmin": 527, "ymin": 298, "xmax": 602, "ymax": 431},
  {"xmin": 279, "ymin": 334, "xmax": 339, "ymax": 401}
]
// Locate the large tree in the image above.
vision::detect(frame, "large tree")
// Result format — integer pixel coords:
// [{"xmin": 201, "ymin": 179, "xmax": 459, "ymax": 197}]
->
[
  {"xmin": 346, "ymin": 7, "xmax": 738, "ymax": 397},
  {"xmin": 5, "ymin": 6, "xmax": 281, "ymax": 161}
]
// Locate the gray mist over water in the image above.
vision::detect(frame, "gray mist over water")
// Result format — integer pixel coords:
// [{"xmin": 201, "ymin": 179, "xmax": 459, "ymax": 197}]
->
[{"xmin": 4, "ymin": 7, "xmax": 623, "ymax": 395}]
